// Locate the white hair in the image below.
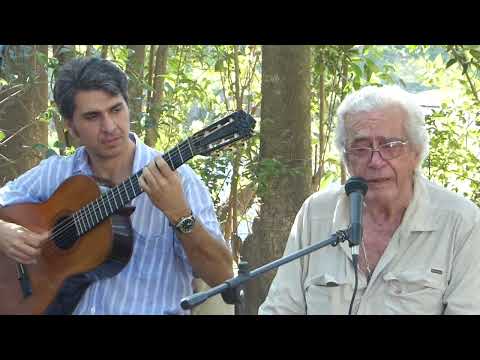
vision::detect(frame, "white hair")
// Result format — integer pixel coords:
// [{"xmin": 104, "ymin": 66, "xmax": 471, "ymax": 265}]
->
[{"xmin": 334, "ymin": 85, "xmax": 429, "ymax": 166}]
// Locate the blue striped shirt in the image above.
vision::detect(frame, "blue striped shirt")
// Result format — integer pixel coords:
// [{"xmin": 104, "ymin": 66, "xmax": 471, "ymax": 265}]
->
[{"xmin": 0, "ymin": 133, "xmax": 226, "ymax": 314}]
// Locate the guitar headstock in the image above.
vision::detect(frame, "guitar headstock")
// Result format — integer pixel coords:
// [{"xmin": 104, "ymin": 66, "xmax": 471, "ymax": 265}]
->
[{"xmin": 190, "ymin": 110, "xmax": 256, "ymax": 156}]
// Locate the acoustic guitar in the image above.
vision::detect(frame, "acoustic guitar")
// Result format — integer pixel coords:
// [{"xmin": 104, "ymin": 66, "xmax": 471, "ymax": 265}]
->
[{"xmin": 0, "ymin": 110, "xmax": 255, "ymax": 314}]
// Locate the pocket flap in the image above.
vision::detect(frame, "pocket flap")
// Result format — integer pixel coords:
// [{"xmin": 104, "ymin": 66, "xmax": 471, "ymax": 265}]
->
[
  {"xmin": 305, "ymin": 273, "xmax": 347, "ymax": 288},
  {"xmin": 383, "ymin": 270, "xmax": 443, "ymax": 290}
]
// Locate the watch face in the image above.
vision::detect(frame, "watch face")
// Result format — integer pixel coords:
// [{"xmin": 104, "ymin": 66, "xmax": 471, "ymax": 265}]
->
[
  {"xmin": 178, "ymin": 216, "xmax": 195, "ymax": 233},
  {"xmin": 184, "ymin": 218, "xmax": 194, "ymax": 228}
]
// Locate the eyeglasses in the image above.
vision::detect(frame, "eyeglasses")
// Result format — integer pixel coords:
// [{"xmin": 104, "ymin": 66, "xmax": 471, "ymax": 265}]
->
[{"xmin": 344, "ymin": 140, "xmax": 409, "ymax": 162}]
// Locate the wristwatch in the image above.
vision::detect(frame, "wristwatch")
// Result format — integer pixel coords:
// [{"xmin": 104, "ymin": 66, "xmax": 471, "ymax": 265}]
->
[{"xmin": 174, "ymin": 212, "xmax": 196, "ymax": 234}]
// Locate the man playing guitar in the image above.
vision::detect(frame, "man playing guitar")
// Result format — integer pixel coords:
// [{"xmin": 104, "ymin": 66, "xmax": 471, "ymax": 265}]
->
[{"xmin": 0, "ymin": 57, "xmax": 234, "ymax": 314}]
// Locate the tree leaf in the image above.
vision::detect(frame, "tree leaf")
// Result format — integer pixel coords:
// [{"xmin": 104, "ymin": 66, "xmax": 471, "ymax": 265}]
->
[
  {"xmin": 350, "ymin": 63, "xmax": 363, "ymax": 79},
  {"xmin": 35, "ymin": 52, "xmax": 48, "ymax": 67},
  {"xmin": 365, "ymin": 58, "xmax": 380, "ymax": 73},
  {"xmin": 446, "ymin": 58, "xmax": 457, "ymax": 68},
  {"xmin": 469, "ymin": 49, "xmax": 480, "ymax": 59},
  {"xmin": 363, "ymin": 63, "xmax": 372, "ymax": 81},
  {"xmin": 33, "ymin": 143, "xmax": 48, "ymax": 152},
  {"xmin": 46, "ymin": 148, "xmax": 58, "ymax": 158},
  {"xmin": 58, "ymin": 46, "xmax": 74, "ymax": 56},
  {"xmin": 214, "ymin": 59, "xmax": 224, "ymax": 72},
  {"xmin": 353, "ymin": 76, "xmax": 361, "ymax": 90}
]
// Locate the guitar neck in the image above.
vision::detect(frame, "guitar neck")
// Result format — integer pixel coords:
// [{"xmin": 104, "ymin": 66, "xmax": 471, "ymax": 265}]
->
[
  {"xmin": 74, "ymin": 137, "xmax": 195, "ymax": 236},
  {"xmin": 71, "ymin": 109, "xmax": 255, "ymax": 237}
]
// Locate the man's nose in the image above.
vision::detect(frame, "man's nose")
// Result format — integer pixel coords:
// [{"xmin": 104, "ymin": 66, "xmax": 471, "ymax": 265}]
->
[
  {"xmin": 368, "ymin": 149, "xmax": 387, "ymax": 168},
  {"xmin": 101, "ymin": 114, "xmax": 116, "ymax": 132}
]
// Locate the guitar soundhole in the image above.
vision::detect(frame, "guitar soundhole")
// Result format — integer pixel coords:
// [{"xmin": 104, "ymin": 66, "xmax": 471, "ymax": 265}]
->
[{"xmin": 53, "ymin": 216, "xmax": 78, "ymax": 250}]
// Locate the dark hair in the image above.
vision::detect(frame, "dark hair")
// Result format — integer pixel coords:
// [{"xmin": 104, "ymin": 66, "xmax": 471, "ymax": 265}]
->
[{"xmin": 53, "ymin": 56, "xmax": 129, "ymax": 119}]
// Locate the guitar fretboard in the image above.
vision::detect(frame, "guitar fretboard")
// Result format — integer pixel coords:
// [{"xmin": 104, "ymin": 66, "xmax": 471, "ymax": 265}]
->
[{"xmin": 72, "ymin": 138, "xmax": 195, "ymax": 237}]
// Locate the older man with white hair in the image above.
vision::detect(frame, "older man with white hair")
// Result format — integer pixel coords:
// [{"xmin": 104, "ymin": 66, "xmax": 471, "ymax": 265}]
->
[{"xmin": 259, "ymin": 85, "xmax": 480, "ymax": 315}]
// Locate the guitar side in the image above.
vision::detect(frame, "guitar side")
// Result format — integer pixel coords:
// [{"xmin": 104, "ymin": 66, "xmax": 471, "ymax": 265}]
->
[
  {"xmin": 0, "ymin": 175, "xmax": 133, "ymax": 315},
  {"xmin": 0, "ymin": 110, "xmax": 255, "ymax": 314},
  {"xmin": 44, "ymin": 208, "xmax": 135, "ymax": 315}
]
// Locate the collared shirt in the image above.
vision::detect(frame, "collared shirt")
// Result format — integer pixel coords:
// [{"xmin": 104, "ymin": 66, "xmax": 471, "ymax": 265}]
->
[
  {"xmin": 0, "ymin": 133, "xmax": 226, "ymax": 314},
  {"xmin": 259, "ymin": 172, "xmax": 480, "ymax": 315}
]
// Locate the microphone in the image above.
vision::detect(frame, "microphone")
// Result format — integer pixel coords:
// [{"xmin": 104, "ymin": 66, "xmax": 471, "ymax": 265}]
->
[{"xmin": 344, "ymin": 176, "xmax": 368, "ymax": 269}]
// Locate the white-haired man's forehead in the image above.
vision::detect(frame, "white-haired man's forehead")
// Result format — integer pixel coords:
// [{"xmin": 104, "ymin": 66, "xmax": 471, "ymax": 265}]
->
[
  {"xmin": 339, "ymin": 91, "xmax": 422, "ymax": 118},
  {"xmin": 342, "ymin": 103, "xmax": 410, "ymax": 121}
]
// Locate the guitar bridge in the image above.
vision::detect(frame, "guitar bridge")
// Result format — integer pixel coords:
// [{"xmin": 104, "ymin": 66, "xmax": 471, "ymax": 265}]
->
[{"xmin": 16, "ymin": 263, "xmax": 33, "ymax": 298}]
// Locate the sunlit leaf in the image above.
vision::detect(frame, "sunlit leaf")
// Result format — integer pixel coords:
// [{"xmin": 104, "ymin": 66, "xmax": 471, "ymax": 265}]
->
[
  {"xmin": 446, "ymin": 58, "xmax": 457, "ymax": 68},
  {"xmin": 46, "ymin": 148, "xmax": 58, "ymax": 158},
  {"xmin": 33, "ymin": 143, "xmax": 48, "ymax": 152}
]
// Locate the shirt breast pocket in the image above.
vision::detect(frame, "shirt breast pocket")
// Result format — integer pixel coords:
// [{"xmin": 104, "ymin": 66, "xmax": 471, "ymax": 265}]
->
[
  {"xmin": 382, "ymin": 270, "xmax": 445, "ymax": 314},
  {"xmin": 304, "ymin": 273, "xmax": 351, "ymax": 315}
]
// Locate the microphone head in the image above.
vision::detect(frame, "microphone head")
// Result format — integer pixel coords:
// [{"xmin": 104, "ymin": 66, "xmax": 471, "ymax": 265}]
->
[{"xmin": 345, "ymin": 176, "xmax": 368, "ymax": 196}]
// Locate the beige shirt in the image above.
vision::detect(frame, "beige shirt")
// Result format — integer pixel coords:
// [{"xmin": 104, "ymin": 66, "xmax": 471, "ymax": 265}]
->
[{"xmin": 259, "ymin": 173, "xmax": 480, "ymax": 315}]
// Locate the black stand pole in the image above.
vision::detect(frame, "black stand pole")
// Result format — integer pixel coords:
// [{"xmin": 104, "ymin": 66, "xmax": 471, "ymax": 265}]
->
[{"xmin": 180, "ymin": 228, "xmax": 351, "ymax": 311}]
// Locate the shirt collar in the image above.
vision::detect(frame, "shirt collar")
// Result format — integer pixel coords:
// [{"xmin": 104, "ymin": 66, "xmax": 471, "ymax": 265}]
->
[
  {"xmin": 332, "ymin": 171, "xmax": 439, "ymax": 234},
  {"xmin": 71, "ymin": 132, "xmax": 146, "ymax": 176},
  {"xmin": 129, "ymin": 132, "xmax": 149, "ymax": 173},
  {"xmin": 402, "ymin": 171, "xmax": 439, "ymax": 232},
  {"xmin": 71, "ymin": 146, "xmax": 92, "ymax": 176}
]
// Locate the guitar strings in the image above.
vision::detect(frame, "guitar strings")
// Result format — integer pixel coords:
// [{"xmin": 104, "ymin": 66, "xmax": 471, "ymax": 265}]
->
[
  {"xmin": 52, "ymin": 138, "xmax": 192, "ymax": 231},
  {"xmin": 49, "ymin": 130, "xmax": 232, "ymax": 242},
  {"xmin": 45, "ymin": 118, "xmax": 244, "ymax": 250},
  {"xmin": 43, "ymin": 122, "xmax": 245, "ymax": 253},
  {"xmin": 43, "ymin": 137, "xmax": 203, "ymax": 249}
]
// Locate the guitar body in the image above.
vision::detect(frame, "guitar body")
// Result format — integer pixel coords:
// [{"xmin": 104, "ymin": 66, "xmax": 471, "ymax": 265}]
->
[
  {"xmin": 0, "ymin": 109, "xmax": 256, "ymax": 315},
  {"xmin": 0, "ymin": 175, "xmax": 134, "ymax": 315}
]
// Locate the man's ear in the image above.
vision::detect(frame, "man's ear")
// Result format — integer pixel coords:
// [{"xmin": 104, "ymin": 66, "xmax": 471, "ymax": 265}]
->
[
  {"xmin": 412, "ymin": 148, "xmax": 422, "ymax": 170},
  {"xmin": 65, "ymin": 119, "xmax": 78, "ymax": 138}
]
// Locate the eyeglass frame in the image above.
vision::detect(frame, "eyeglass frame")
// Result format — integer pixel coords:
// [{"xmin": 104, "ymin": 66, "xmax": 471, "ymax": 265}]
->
[{"xmin": 343, "ymin": 139, "xmax": 410, "ymax": 162}]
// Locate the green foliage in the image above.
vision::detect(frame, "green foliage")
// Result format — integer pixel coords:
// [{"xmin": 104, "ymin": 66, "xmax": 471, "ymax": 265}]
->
[
  {"xmin": 310, "ymin": 44, "xmax": 480, "ymax": 210},
  {"xmin": 255, "ymin": 158, "xmax": 286, "ymax": 197},
  {"xmin": 311, "ymin": 45, "xmax": 403, "ymax": 190},
  {"xmin": 3, "ymin": 44, "xmax": 480, "ymax": 238},
  {"xmin": 425, "ymin": 103, "xmax": 480, "ymax": 206},
  {"xmin": 156, "ymin": 45, "xmax": 262, "ymax": 204}
]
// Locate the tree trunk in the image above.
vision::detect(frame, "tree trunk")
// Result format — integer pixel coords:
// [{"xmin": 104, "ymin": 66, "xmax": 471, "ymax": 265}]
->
[
  {"xmin": 101, "ymin": 45, "xmax": 109, "ymax": 59},
  {"xmin": 225, "ymin": 45, "xmax": 245, "ymax": 264},
  {"xmin": 0, "ymin": 45, "xmax": 49, "ymax": 184},
  {"xmin": 146, "ymin": 45, "xmax": 156, "ymax": 115},
  {"xmin": 312, "ymin": 51, "xmax": 325, "ymax": 190},
  {"xmin": 240, "ymin": 45, "xmax": 312, "ymax": 314},
  {"xmin": 145, "ymin": 45, "xmax": 168, "ymax": 148},
  {"xmin": 126, "ymin": 45, "xmax": 146, "ymax": 136},
  {"xmin": 53, "ymin": 45, "xmax": 76, "ymax": 65},
  {"xmin": 225, "ymin": 151, "xmax": 241, "ymax": 263},
  {"xmin": 339, "ymin": 55, "xmax": 349, "ymax": 184},
  {"xmin": 52, "ymin": 45, "xmax": 80, "ymax": 149},
  {"xmin": 85, "ymin": 45, "xmax": 93, "ymax": 56},
  {"xmin": 32, "ymin": 45, "xmax": 49, "ymax": 157}
]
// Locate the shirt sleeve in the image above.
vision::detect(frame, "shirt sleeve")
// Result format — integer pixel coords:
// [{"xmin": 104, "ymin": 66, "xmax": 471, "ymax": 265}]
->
[
  {"xmin": 258, "ymin": 198, "xmax": 310, "ymax": 315},
  {"xmin": 172, "ymin": 165, "xmax": 229, "ymax": 265},
  {"xmin": 443, "ymin": 216, "xmax": 480, "ymax": 314},
  {"xmin": 0, "ymin": 156, "xmax": 61, "ymax": 206}
]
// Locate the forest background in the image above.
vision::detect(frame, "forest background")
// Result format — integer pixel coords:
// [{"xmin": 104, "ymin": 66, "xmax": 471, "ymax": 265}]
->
[{"xmin": 1, "ymin": 44, "xmax": 479, "ymax": 314}]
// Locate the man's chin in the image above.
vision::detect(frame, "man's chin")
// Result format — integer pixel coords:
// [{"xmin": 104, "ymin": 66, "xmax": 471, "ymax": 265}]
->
[
  {"xmin": 98, "ymin": 148, "xmax": 123, "ymax": 159},
  {"xmin": 365, "ymin": 188, "xmax": 396, "ymax": 204},
  {"xmin": 366, "ymin": 178, "xmax": 393, "ymax": 188}
]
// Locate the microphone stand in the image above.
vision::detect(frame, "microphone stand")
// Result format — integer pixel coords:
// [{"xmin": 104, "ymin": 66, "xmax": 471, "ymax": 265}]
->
[{"xmin": 180, "ymin": 228, "xmax": 353, "ymax": 311}]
